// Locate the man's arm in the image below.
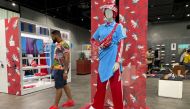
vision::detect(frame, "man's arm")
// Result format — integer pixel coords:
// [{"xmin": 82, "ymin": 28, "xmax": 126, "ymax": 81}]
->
[{"xmin": 63, "ymin": 52, "xmax": 70, "ymax": 74}]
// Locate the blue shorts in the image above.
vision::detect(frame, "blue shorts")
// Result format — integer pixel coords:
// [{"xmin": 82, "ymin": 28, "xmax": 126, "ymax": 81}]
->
[{"xmin": 53, "ymin": 70, "xmax": 67, "ymax": 89}]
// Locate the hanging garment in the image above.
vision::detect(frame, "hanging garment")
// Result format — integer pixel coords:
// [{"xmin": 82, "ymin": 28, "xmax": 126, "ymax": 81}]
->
[{"xmin": 21, "ymin": 37, "xmax": 44, "ymax": 54}]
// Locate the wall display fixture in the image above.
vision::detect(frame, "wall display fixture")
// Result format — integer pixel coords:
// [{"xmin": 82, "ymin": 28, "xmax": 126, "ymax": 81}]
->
[{"xmin": 0, "ymin": 17, "xmax": 71, "ymax": 95}]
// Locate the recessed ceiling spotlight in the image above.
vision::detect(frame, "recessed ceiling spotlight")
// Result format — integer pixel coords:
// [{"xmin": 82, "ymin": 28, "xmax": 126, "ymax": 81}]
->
[
  {"xmin": 12, "ymin": 2, "xmax": 16, "ymax": 7},
  {"xmin": 150, "ymin": 5, "xmax": 154, "ymax": 8},
  {"xmin": 186, "ymin": 4, "xmax": 189, "ymax": 7},
  {"xmin": 187, "ymin": 14, "xmax": 190, "ymax": 17}
]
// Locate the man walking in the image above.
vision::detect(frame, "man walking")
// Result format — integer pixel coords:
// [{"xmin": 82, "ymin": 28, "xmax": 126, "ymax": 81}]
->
[{"xmin": 49, "ymin": 30, "xmax": 75, "ymax": 109}]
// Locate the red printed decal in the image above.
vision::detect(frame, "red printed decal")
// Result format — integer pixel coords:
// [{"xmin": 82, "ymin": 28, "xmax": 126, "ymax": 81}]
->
[{"xmin": 5, "ymin": 17, "xmax": 21, "ymax": 96}]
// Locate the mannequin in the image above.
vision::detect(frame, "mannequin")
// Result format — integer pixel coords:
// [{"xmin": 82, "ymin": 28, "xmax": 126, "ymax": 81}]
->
[{"xmin": 84, "ymin": 3, "xmax": 127, "ymax": 109}]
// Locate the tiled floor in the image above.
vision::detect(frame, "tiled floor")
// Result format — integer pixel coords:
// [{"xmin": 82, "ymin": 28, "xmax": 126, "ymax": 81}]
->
[{"xmin": 0, "ymin": 72, "xmax": 190, "ymax": 109}]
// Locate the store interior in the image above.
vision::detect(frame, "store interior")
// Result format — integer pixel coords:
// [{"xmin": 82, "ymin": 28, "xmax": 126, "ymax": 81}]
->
[{"xmin": 0, "ymin": 0, "xmax": 190, "ymax": 109}]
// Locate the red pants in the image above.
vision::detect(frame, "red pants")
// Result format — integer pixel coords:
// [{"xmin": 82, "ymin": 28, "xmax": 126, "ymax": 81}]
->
[{"xmin": 92, "ymin": 70, "xmax": 123, "ymax": 109}]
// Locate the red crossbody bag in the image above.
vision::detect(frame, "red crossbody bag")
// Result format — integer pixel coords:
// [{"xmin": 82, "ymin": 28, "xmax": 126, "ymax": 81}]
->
[{"xmin": 90, "ymin": 23, "xmax": 118, "ymax": 48}]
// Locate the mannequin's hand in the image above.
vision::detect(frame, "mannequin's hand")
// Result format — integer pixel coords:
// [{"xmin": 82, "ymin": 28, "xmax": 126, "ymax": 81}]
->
[{"xmin": 113, "ymin": 62, "xmax": 120, "ymax": 73}]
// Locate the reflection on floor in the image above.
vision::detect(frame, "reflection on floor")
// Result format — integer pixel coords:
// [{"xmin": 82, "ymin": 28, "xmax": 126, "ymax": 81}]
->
[{"xmin": 0, "ymin": 71, "xmax": 189, "ymax": 109}]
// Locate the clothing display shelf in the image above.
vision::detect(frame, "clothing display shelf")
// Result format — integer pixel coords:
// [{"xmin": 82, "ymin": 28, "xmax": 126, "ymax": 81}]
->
[
  {"xmin": 0, "ymin": 17, "xmax": 71, "ymax": 96},
  {"xmin": 20, "ymin": 19, "xmax": 54, "ymax": 95}
]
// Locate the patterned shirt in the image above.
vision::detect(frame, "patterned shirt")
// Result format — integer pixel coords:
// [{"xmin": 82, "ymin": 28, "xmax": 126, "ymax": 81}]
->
[{"xmin": 53, "ymin": 41, "xmax": 70, "ymax": 70}]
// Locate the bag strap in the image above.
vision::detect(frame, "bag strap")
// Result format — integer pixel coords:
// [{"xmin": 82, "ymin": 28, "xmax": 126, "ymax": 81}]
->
[
  {"xmin": 100, "ymin": 23, "xmax": 118, "ymax": 44},
  {"xmin": 110, "ymin": 23, "xmax": 119, "ymax": 36}
]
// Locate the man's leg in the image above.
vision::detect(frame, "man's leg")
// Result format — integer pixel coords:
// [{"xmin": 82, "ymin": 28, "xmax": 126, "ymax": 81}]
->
[
  {"xmin": 54, "ymin": 88, "xmax": 63, "ymax": 106},
  {"xmin": 49, "ymin": 70, "xmax": 64, "ymax": 109},
  {"xmin": 110, "ymin": 69, "xmax": 123, "ymax": 109},
  {"xmin": 62, "ymin": 72, "xmax": 75, "ymax": 107},
  {"xmin": 92, "ymin": 74, "xmax": 107, "ymax": 109},
  {"xmin": 63, "ymin": 84, "xmax": 72, "ymax": 100}
]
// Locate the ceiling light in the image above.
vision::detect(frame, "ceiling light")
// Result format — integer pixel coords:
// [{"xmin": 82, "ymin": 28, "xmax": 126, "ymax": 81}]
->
[
  {"xmin": 157, "ymin": 17, "xmax": 160, "ymax": 20},
  {"xmin": 150, "ymin": 5, "xmax": 154, "ymax": 8},
  {"xmin": 81, "ymin": 18, "xmax": 84, "ymax": 21},
  {"xmin": 172, "ymin": 14, "xmax": 175, "ymax": 17},
  {"xmin": 187, "ymin": 14, "xmax": 190, "ymax": 17},
  {"xmin": 186, "ymin": 4, "xmax": 189, "ymax": 7},
  {"xmin": 12, "ymin": 2, "xmax": 16, "ymax": 7}
]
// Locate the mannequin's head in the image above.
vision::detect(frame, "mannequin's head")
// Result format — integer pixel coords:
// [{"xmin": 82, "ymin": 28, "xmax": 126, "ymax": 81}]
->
[
  {"xmin": 101, "ymin": 3, "xmax": 118, "ymax": 22},
  {"xmin": 105, "ymin": 8, "xmax": 114, "ymax": 19}
]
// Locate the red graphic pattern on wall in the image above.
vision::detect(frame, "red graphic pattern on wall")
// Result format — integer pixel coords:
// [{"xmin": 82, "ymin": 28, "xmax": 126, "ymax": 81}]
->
[
  {"xmin": 120, "ymin": 0, "xmax": 148, "ymax": 108},
  {"xmin": 5, "ymin": 17, "xmax": 21, "ymax": 95},
  {"xmin": 91, "ymin": 0, "xmax": 148, "ymax": 108}
]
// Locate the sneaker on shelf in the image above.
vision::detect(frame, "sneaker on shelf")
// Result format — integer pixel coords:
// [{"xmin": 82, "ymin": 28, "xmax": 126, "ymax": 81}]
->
[
  {"xmin": 179, "ymin": 75, "xmax": 184, "ymax": 78},
  {"xmin": 31, "ymin": 60, "xmax": 37, "ymax": 67},
  {"xmin": 23, "ymin": 85, "xmax": 36, "ymax": 89},
  {"xmin": 34, "ymin": 72, "xmax": 48, "ymax": 76},
  {"xmin": 49, "ymin": 105, "xmax": 59, "ymax": 109},
  {"xmin": 62, "ymin": 100, "xmax": 75, "ymax": 107}
]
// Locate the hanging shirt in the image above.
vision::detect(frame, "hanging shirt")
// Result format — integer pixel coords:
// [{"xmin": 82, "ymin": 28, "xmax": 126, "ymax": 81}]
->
[
  {"xmin": 93, "ymin": 21, "xmax": 127, "ymax": 82},
  {"xmin": 53, "ymin": 41, "xmax": 70, "ymax": 70}
]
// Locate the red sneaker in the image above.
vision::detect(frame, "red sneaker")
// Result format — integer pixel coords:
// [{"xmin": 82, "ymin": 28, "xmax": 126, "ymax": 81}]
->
[
  {"xmin": 49, "ymin": 105, "xmax": 59, "ymax": 109},
  {"xmin": 62, "ymin": 100, "xmax": 75, "ymax": 107}
]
